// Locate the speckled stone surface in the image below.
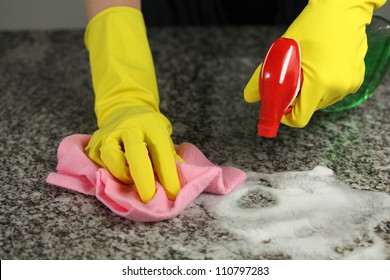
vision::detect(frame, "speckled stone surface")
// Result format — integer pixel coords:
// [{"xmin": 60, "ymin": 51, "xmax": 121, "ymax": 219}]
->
[{"xmin": 0, "ymin": 26, "xmax": 389, "ymax": 260}]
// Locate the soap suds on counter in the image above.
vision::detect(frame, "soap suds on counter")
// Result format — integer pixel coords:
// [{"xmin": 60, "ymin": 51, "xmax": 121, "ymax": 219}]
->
[{"xmin": 204, "ymin": 166, "xmax": 390, "ymax": 259}]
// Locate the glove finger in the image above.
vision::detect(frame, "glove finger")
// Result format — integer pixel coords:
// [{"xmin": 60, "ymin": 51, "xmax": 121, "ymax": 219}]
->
[
  {"xmin": 147, "ymin": 131, "xmax": 181, "ymax": 201},
  {"xmin": 85, "ymin": 139, "xmax": 106, "ymax": 168},
  {"xmin": 122, "ymin": 132, "xmax": 156, "ymax": 204},
  {"xmin": 243, "ymin": 64, "xmax": 262, "ymax": 103},
  {"xmin": 169, "ymin": 139, "xmax": 185, "ymax": 163},
  {"xmin": 100, "ymin": 139, "xmax": 134, "ymax": 185},
  {"xmin": 174, "ymin": 152, "xmax": 185, "ymax": 164},
  {"xmin": 281, "ymin": 78, "xmax": 323, "ymax": 128}
]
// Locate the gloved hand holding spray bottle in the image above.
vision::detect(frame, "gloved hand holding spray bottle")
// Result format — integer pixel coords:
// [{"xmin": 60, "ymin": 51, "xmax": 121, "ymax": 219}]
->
[{"xmin": 244, "ymin": 0, "xmax": 389, "ymax": 137}]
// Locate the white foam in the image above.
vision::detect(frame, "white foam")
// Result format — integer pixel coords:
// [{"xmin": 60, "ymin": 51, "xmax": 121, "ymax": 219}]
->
[{"xmin": 205, "ymin": 166, "xmax": 390, "ymax": 259}]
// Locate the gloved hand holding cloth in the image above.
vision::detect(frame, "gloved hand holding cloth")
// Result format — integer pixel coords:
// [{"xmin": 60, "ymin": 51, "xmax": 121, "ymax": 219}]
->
[{"xmin": 84, "ymin": 7, "xmax": 181, "ymax": 203}]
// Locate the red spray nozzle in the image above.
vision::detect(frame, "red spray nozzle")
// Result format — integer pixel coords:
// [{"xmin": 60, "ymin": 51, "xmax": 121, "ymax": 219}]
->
[{"xmin": 258, "ymin": 38, "xmax": 303, "ymax": 138}]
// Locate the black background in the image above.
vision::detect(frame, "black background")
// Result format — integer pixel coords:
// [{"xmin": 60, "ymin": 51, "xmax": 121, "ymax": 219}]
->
[{"xmin": 142, "ymin": 0, "xmax": 308, "ymax": 26}]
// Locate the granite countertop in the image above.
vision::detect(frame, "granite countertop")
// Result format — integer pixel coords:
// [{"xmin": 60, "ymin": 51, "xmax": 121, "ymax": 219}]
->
[{"xmin": 0, "ymin": 26, "xmax": 389, "ymax": 260}]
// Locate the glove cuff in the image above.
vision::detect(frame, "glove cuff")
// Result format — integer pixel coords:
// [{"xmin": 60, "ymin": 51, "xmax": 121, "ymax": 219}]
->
[{"xmin": 85, "ymin": 7, "xmax": 160, "ymax": 127}]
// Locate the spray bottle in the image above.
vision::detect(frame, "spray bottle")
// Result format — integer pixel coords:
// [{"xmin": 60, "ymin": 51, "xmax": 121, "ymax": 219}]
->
[{"xmin": 257, "ymin": 16, "xmax": 390, "ymax": 137}]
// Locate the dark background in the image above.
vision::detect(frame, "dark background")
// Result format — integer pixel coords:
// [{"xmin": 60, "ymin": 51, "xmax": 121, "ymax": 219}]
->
[{"xmin": 142, "ymin": 0, "xmax": 308, "ymax": 26}]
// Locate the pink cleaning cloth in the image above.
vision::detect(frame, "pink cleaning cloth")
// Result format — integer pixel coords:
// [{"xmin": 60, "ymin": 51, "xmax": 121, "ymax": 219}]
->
[{"xmin": 46, "ymin": 134, "xmax": 247, "ymax": 222}]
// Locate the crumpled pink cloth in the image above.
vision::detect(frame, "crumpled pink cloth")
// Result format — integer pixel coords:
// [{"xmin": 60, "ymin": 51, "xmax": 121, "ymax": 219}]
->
[{"xmin": 46, "ymin": 134, "xmax": 247, "ymax": 222}]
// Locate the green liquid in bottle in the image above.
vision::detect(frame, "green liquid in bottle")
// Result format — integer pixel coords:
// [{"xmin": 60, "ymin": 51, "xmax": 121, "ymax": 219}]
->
[{"xmin": 322, "ymin": 16, "xmax": 390, "ymax": 112}]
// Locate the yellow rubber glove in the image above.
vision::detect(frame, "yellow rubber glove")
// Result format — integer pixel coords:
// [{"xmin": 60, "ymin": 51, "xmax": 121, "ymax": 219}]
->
[
  {"xmin": 244, "ymin": 0, "xmax": 387, "ymax": 128},
  {"xmin": 84, "ymin": 7, "xmax": 181, "ymax": 203}
]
